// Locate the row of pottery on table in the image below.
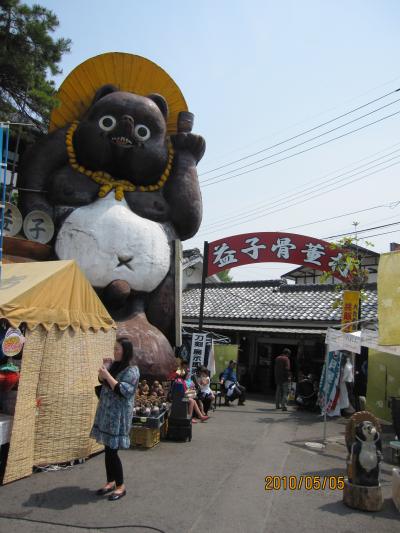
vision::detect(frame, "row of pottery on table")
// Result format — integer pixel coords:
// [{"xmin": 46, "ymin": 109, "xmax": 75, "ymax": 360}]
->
[
  {"xmin": 134, "ymin": 380, "xmax": 169, "ymax": 417},
  {"xmin": 130, "ymin": 378, "xmax": 171, "ymax": 448}
]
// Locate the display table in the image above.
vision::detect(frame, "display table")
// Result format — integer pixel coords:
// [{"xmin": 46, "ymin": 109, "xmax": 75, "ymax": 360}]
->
[{"xmin": 0, "ymin": 414, "xmax": 13, "ymax": 445}]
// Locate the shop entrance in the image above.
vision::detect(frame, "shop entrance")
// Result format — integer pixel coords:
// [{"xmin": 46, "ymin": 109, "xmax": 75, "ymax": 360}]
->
[
  {"xmin": 253, "ymin": 341, "xmax": 298, "ymax": 393},
  {"xmin": 249, "ymin": 334, "xmax": 326, "ymax": 393}
]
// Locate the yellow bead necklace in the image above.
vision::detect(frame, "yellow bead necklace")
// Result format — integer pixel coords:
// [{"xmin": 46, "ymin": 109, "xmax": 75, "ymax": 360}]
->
[{"xmin": 65, "ymin": 121, "xmax": 174, "ymax": 201}]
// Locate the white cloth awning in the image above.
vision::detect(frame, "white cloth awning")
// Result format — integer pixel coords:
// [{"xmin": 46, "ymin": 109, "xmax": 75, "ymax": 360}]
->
[
  {"xmin": 325, "ymin": 328, "xmax": 362, "ymax": 354},
  {"xmin": 325, "ymin": 328, "xmax": 400, "ymax": 357}
]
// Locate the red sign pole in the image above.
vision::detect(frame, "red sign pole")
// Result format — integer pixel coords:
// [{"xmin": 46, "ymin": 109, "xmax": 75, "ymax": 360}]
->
[{"xmin": 198, "ymin": 241, "xmax": 209, "ymax": 332}]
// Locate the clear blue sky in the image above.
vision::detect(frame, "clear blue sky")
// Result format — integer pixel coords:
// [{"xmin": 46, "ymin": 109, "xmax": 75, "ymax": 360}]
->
[{"xmin": 29, "ymin": 0, "xmax": 400, "ymax": 280}]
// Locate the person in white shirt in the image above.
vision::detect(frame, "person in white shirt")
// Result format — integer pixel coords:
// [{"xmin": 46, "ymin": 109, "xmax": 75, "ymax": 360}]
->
[{"xmin": 196, "ymin": 367, "xmax": 215, "ymax": 415}]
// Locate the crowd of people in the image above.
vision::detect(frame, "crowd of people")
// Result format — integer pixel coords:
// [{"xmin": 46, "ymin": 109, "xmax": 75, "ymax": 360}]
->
[
  {"xmin": 171, "ymin": 362, "xmax": 211, "ymax": 422},
  {"xmin": 90, "ymin": 339, "xmax": 300, "ymax": 503},
  {"xmin": 169, "ymin": 359, "xmax": 246, "ymax": 424},
  {"xmin": 91, "ymin": 341, "xmax": 249, "ymax": 501}
]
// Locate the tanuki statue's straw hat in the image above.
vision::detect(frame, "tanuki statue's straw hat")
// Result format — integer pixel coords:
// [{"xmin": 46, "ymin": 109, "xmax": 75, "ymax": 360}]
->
[{"xmin": 50, "ymin": 52, "xmax": 188, "ymax": 134}]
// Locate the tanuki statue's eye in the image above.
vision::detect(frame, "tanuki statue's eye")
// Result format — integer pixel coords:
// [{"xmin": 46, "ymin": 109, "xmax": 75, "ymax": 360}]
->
[
  {"xmin": 99, "ymin": 115, "xmax": 116, "ymax": 131},
  {"xmin": 134, "ymin": 124, "xmax": 151, "ymax": 141}
]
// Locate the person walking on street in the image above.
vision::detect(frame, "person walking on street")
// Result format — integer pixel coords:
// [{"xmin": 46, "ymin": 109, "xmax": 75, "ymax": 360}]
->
[
  {"xmin": 274, "ymin": 348, "xmax": 291, "ymax": 412},
  {"xmin": 90, "ymin": 338, "xmax": 140, "ymax": 501}
]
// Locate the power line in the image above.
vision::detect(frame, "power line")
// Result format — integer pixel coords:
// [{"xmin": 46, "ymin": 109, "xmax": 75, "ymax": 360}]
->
[
  {"xmin": 201, "ymin": 96, "xmax": 400, "ymax": 184},
  {"xmin": 201, "ymin": 149, "xmax": 400, "ymax": 232},
  {"xmin": 201, "ymin": 76, "xmax": 400, "ymax": 170},
  {"xmin": 188, "ymin": 210, "xmax": 400, "ymax": 253},
  {"xmin": 201, "ymin": 108, "xmax": 400, "ymax": 188},
  {"xmin": 202, "ymin": 141, "xmax": 400, "ymax": 228},
  {"xmin": 281, "ymin": 202, "xmax": 400, "ymax": 232},
  {"xmin": 325, "ymin": 221, "xmax": 400, "ymax": 239},
  {"xmin": 197, "ymin": 158, "xmax": 400, "ymax": 236},
  {"xmin": 357, "ymin": 228, "xmax": 400, "ymax": 240},
  {"xmin": 200, "ymin": 87, "xmax": 400, "ymax": 177}
]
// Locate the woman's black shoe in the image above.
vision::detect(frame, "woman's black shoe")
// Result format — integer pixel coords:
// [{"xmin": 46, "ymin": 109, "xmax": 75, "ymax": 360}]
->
[
  {"xmin": 96, "ymin": 485, "xmax": 115, "ymax": 496},
  {"xmin": 108, "ymin": 489, "xmax": 126, "ymax": 501}
]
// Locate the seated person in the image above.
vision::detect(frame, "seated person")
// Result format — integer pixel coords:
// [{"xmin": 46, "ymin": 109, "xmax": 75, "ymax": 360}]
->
[
  {"xmin": 221, "ymin": 360, "xmax": 246, "ymax": 406},
  {"xmin": 195, "ymin": 366, "xmax": 215, "ymax": 415},
  {"xmin": 183, "ymin": 363, "xmax": 209, "ymax": 418},
  {"xmin": 173, "ymin": 362, "xmax": 208, "ymax": 423}
]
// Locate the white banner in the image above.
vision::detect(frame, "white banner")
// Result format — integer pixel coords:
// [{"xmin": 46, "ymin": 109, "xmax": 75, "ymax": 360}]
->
[
  {"xmin": 325, "ymin": 328, "xmax": 361, "ymax": 354},
  {"xmin": 189, "ymin": 333, "xmax": 208, "ymax": 375},
  {"xmin": 361, "ymin": 329, "xmax": 400, "ymax": 357},
  {"xmin": 208, "ymin": 339, "xmax": 216, "ymax": 376},
  {"xmin": 325, "ymin": 328, "xmax": 400, "ymax": 357}
]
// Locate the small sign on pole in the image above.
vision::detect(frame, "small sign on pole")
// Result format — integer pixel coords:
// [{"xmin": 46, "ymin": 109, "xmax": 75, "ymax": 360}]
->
[{"xmin": 189, "ymin": 332, "xmax": 208, "ymax": 376}]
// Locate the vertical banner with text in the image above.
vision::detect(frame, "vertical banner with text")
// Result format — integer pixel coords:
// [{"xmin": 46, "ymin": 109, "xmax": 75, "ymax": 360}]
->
[
  {"xmin": 341, "ymin": 290, "xmax": 360, "ymax": 332},
  {"xmin": 319, "ymin": 351, "xmax": 342, "ymax": 413},
  {"xmin": 189, "ymin": 333, "xmax": 208, "ymax": 376}
]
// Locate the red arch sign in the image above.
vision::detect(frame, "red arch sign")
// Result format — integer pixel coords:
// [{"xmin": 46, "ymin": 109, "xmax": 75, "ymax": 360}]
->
[{"xmin": 206, "ymin": 232, "xmax": 349, "ymax": 281}]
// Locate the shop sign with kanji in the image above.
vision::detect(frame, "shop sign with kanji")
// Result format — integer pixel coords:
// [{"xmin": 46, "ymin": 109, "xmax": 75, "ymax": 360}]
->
[
  {"xmin": 341, "ymin": 290, "xmax": 360, "ymax": 333},
  {"xmin": 207, "ymin": 232, "xmax": 350, "ymax": 281},
  {"xmin": 189, "ymin": 333, "xmax": 208, "ymax": 375}
]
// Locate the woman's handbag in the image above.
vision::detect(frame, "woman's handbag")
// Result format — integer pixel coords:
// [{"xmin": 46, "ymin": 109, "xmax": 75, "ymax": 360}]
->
[{"xmin": 94, "ymin": 385, "xmax": 102, "ymax": 399}]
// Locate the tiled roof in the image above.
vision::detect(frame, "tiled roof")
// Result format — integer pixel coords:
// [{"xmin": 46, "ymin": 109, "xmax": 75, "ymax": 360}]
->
[{"xmin": 182, "ymin": 280, "xmax": 377, "ymax": 323}]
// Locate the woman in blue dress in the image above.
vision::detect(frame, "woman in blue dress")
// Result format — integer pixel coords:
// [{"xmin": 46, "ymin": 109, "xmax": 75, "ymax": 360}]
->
[{"xmin": 91, "ymin": 338, "xmax": 140, "ymax": 501}]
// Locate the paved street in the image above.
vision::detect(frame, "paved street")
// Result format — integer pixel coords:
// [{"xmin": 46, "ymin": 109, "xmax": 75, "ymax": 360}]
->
[{"xmin": 0, "ymin": 396, "xmax": 398, "ymax": 533}]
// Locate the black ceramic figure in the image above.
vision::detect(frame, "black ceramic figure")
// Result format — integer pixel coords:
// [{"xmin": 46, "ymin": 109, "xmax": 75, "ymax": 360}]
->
[{"xmin": 350, "ymin": 420, "xmax": 382, "ymax": 487}]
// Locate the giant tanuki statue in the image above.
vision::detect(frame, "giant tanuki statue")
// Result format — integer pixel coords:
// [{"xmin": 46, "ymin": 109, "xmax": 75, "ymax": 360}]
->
[{"xmin": 18, "ymin": 53, "xmax": 205, "ymax": 379}]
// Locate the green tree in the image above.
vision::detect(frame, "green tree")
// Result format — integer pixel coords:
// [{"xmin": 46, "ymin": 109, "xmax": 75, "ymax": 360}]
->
[
  {"xmin": 217, "ymin": 269, "xmax": 233, "ymax": 282},
  {"xmin": 320, "ymin": 224, "xmax": 372, "ymax": 309},
  {"xmin": 0, "ymin": 0, "xmax": 71, "ymax": 132}
]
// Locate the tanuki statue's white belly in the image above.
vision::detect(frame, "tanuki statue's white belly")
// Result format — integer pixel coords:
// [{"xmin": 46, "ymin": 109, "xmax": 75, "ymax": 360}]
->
[{"xmin": 55, "ymin": 193, "xmax": 171, "ymax": 292}]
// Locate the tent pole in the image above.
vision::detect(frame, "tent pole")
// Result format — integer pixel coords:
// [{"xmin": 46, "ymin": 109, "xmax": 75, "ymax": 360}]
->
[
  {"xmin": 0, "ymin": 123, "xmax": 10, "ymax": 284},
  {"xmin": 323, "ymin": 344, "xmax": 329, "ymax": 444}
]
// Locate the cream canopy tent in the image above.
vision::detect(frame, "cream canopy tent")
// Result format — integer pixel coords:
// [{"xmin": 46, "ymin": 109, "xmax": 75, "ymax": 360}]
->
[
  {"xmin": 0, "ymin": 261, "xmax": 116, "ymax": 484},
  {"xmin": 0, "ymin": 260, "xmax": 115, "ymax": 332}
]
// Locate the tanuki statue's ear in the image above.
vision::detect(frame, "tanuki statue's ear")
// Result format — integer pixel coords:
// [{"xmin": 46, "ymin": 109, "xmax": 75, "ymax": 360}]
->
[
  {"xmin": 147, "ymin": 93, "xmax": 169, "ymax": 120},
  {"xmin": 91, "ymin": 84, "xmax": 119, "ymax": 105}
]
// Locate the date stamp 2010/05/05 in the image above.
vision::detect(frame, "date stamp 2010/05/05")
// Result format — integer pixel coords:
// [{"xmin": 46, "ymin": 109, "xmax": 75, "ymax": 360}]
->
[{"xmin": 264, "ymin": 475, "xmax": 345, "ymax": 491}]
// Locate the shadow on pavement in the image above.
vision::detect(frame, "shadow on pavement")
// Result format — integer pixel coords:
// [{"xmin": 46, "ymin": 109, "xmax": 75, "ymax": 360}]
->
[
  {"xmin": 286, "ymin": 440, "xmax": 347, "ymax": 463},
  {"xmin": 22, "ymin": 486, "xmax": 97, "ymax": 510},
  {"xmin": 319, "ymin": 498, "xmax": 399, "ymax": 520},
  {"xmin": 256, "ymin": 410, "xmax": 331, "ymax": 426},
  {"xmin": 301, "ymin": 467, "xmax": 344, "ymax": 477}
]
